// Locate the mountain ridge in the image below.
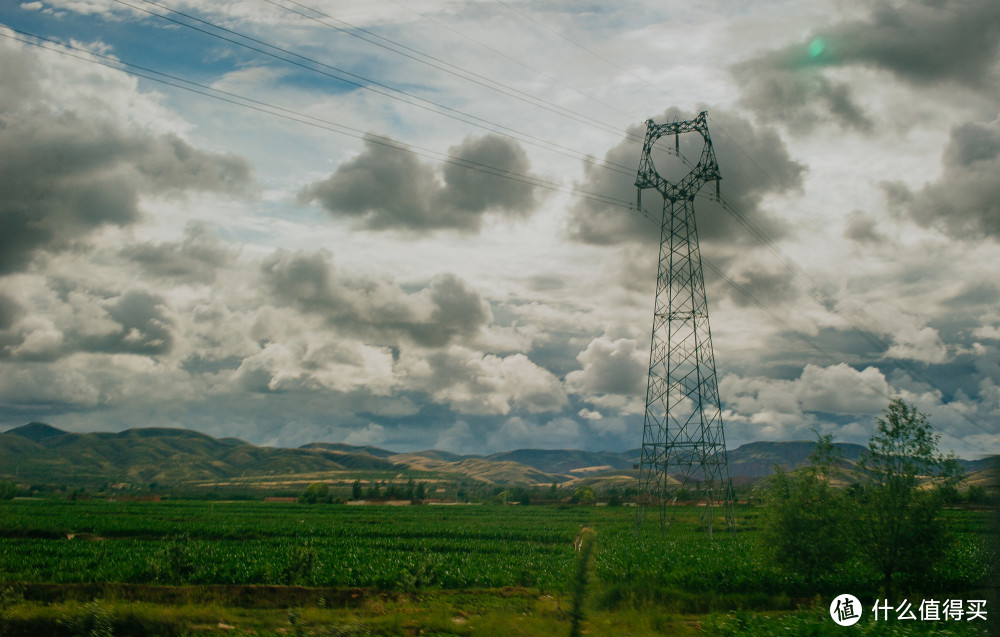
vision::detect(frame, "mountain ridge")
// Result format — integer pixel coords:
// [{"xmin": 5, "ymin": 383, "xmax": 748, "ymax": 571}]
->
[{"xmin": 2, "ymin": 423, "xmax": 993, "ymax": 489}]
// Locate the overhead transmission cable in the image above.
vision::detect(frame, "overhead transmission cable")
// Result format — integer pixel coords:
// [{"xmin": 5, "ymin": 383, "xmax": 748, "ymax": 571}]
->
[
  {"xmin": 494, "ymin": 0, "xmax": 640, "ymax": 82},
  {"xmin": 14, "ymin": 4, "xmax": 989, "ymax": 447},
  {"xmin": 257, "ymin": 0, "xmax": 644, "ymax": 144},
  {"xmin": 0, "ymin": 28, "xmax": 635, "ymax": 211},
  {"xmin": 656, "ymin": 145, "xmax": 903, "ymax": 358},
  {"xmin": 490, "ymin": 1, "xmax": 816, "ymax": 211},
  {"xmin": 630, "ymin": 203, "xmax": 838, "ymax": 361},
  {"xmin": 266, "ymin": 0, "xmax": 814, "ymax": 254},
  {"xmin": 382, "ymin": 0, "xmax": 646, "ymax": 126},
  {"xmin": 111, "ymin": 0, "xmax": 638, "ymax": 179},
  {"xmin": 125, "ymin": 0, "xmax": 947, "ymax": 380},
  {"xmin": 259, "ymin": 0, "xmax": 990, "ymax": 443},
  {"xmin": 252, "ymin": 0, "xmax": 1000, "ymax": 449}
]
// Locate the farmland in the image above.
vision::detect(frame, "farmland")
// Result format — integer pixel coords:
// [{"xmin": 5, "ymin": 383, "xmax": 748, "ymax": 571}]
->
[{"xmin": 0, "ymin": 499, "xmax": 995, "ymax": 635}]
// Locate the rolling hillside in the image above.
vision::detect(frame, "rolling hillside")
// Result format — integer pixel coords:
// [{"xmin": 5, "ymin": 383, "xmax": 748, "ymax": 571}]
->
[
  {"xmin": 0, "ymin": 423, "xmax": 402, "ymax": 486},
  {"xmin": 1, "ymin": 423, "xmax": 993, "ymax": 491}
]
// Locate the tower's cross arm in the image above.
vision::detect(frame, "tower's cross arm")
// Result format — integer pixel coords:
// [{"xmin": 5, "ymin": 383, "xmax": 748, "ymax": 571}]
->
[{"xmin": 635, "ymin": 111, "xmax": 721, "ymax": 207}]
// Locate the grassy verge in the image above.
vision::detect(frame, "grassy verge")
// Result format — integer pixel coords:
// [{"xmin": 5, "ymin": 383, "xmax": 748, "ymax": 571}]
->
[{"xmin": 0, "ymin": 586, "xmax": 614, "ymax": 637}]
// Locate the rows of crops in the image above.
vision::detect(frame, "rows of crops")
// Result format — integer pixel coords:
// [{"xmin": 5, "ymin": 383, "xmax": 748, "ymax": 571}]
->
[
  {"xmin": 593, "ymin": 508, "xmax": 997, "ymax": 602},
  {"xmin": 0, "ymin": 500, "xmax": 585, "ymax": 542},
  {"xmin": 0, "ymin": 500, "xmax": 602, "ymax": 591},
  {"xmin": 0, "ymin": 500, "xmax": 994, "ymax": 598}
]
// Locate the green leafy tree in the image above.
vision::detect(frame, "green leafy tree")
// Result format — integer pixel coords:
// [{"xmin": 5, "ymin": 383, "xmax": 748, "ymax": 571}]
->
[
  {"xmin": 0, "ymin": 481, "xmax": 17, "ymax": 500},
  {"xmin": 606, "ymin": 488, "xmax": 622, "ymax": 507},
  {"xmin": 966, "ymin": 484, "xmax": 987, "ymax": 505},
  {"xmin": 763, "ymin": 433, "xmax": 851, "ymax": 593},
  {"xmin": 856, "ymin": 398, "xmax": 960, "ymax": 598},
  {"xmin": 570, "ymin": 485, "xmax": 595, "ymax": 505},
  {"xmin": 351, "ymin": 480, "xmax": 362, "ymax": 500},
  {"xmin": 511, "ymin": 486, "xmax": 531, "ymax": 506},
  {"xmin": 299, "ymin": 482, "xmax": 331, "ymax": 504}
]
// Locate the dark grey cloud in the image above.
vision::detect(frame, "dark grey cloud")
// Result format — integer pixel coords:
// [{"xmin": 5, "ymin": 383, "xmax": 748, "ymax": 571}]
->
[
  {"xmin": 299, "ymin": 133, "xmax": 539, "ymax": 232},
  {"xmin": 945, "ymin": 282, "xmax": 999, "ymax": 309},
  {"xmin": 442, "ymin": 135, "xmax": 537, "ymax": 214},
  {"xmin": 0, "ymin": 293, "xmax": 24, "ymax": 331},
  {"xmin": 883, "ymin": 120, "xmax": 1000, "ymax": 239},
  {"xmin": 0, "ymin": 48, "xmax": 252, "ymax": 274},
  {"xmin": 731, "ymin": 55, "xmax": 872, "ymax": 133},
  {"xmin": 567, "ymin": 107, "xmax": 803, "ymax": 247},
  {"xmin": 0, "ymin": 285, "xmax": 175, "ymax": 362},
  {"xmin": 565, "ymin": 337, "xmax": 646, "ymax": 397},
  {"xmin": 0, "ymin": 291, "xmax": 26, "ymax": 359},
  {"xmin": 827, "ymin": 0, "xmax": 1000, "ymax": 86},
  {"xmin": 418, "ymin": 274, "xmax": 492, "ymax": 346},
  {"xmin": 843, "ymin": 210, "xmax": 887, "ymax": 244},
  {"xmin": 0, "ymin": 112, "xmax": 251, "ymax": 274},
  {"xmin": 733, "ymin": 0, "xmax": 1000, "ymax": 132},
  {"xmin": 724, "ymin": 264, "xmax": 800, "ymax": 310},
  {"xmin": 260, "ymin": 249, "xmax": 491, "ymax": 347},
  {"xmin": 121, "ymin": 221, "xmax": 237, "ymax": 283},
  {"xmin": 96, "ymin": 289, "xmax": 175, "ymax": 355}
]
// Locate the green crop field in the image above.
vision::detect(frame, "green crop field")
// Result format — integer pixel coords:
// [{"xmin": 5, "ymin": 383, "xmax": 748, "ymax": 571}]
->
[
  {"xmin": 0, "ymin": 500, "xmax": 584, "ymax": 590},
  {"xmin": 0, "ymin": 499, "xmax": 995, "ymax": 636}
]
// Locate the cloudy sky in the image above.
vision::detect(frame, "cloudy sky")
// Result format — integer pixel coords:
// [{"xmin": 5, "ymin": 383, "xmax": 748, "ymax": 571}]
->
[{"xmin": 1, "ymin": 0, "xmax": 998, "ymax": 457}]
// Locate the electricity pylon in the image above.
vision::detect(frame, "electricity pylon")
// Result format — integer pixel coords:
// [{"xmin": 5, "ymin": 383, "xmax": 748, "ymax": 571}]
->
[{"xmin": 633, "ymin": 111, "xmax": 734, "ymax": 538}]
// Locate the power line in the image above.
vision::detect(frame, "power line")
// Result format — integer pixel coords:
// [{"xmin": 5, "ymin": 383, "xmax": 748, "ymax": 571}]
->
[
  {"xmin": 383, "ymin": 0, "xmax": 646, "ymax": 125},
  {"xmin": 9, "ymin": 10, "xmax": 989, "ymax": 450},
  {"xmin": 258, "ymin": 0, "xmax": 645, "ymax": 144},
  {"xmin": 494, "ymin": 1, "xmax": 642, "ymax": 84},
  {"xmin": 112, "ymin": 0, "xmax": 638, "ymax": 179},
  {"xmin": 706, "ymin": 114, "xmax": 797, "ymax": 197},
  {"xmin": 1, "ymin": 27, "xmax": 636, "ymax": 212},
  {"xmin": 480, "ymin": 2, "xmax": 836, "ymax": 266}
]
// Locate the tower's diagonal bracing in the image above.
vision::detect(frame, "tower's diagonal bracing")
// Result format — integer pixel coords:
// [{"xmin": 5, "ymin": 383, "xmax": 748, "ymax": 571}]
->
[{"xmin": 634, "ymin": 111, "xmax": 734, "ymax": 538}]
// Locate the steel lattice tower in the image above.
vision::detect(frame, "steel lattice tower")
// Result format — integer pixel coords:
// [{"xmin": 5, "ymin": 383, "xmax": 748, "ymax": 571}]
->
[{"xmin": 634, "ymin": 111, "xmax": 734, "ymax": 538}]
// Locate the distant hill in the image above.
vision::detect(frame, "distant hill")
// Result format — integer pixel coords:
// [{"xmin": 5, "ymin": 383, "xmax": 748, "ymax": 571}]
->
[
  {"xmin": 5, "ymin": 422, "xmax": 70, "ymax": 442},
  {"xmin": 299, "ymin": 442, "xmax": 397, "ymax": 459},
  {"xmin": 389, "ymin": 442, "xmax": 869, "ymax": 481},
  {"xmin": 486, "ymin": 449, "xmax": 633, "ymax": 474},
  {"xmin": 725, "ymin": 440, "xmax": 867, "ymax": 479},
  {"xmin": 0, "ymin": 424, "xmax": 402, "ymax": 487},
  {"xmin": 412, "ymin": 449, "xmax": 477, "ymax": 463},
  {"xmin": 1, "ymin": 423, "xmax": 992, "ymax": 491}
]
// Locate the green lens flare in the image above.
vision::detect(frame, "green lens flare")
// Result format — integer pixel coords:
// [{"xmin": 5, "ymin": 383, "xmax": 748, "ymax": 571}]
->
[{"xmin": 808, "ymin": 38, "xmax": 825, "ymax": 58}]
